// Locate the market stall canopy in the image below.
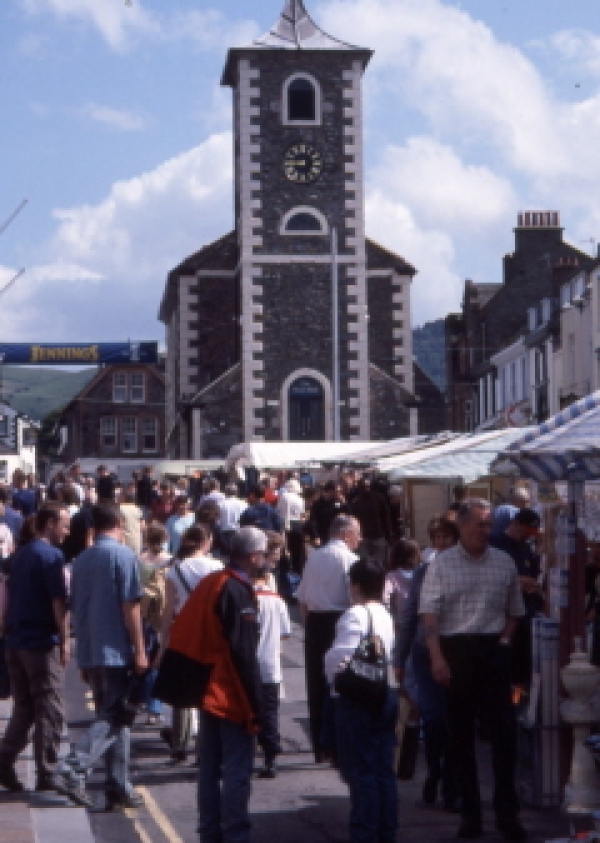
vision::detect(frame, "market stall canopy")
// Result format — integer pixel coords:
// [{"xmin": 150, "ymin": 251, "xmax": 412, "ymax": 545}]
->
[
  {"xmin": 316, "ymin": 431, "xmax": 460, "ymax": 465},
  {"xmin": 492, "ymin": 391, "xmax": 600, "ymax": 483},
  {"xmin": 382, "ymin": 428, "xmax": 534, "ymax": 484},
  {"xmin": 225, "ymin": 440, "xmax": 373, "ymax": 473}
]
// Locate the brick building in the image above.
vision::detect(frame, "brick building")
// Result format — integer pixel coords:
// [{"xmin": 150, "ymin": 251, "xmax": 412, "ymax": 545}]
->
[
  {"xmin": 57, "ymin": 364, "xmax": 166, "ymax": 464},
  {"xmin": 159, "ymin": 0, "xmax": 443, "ymax": 459},
  {"xmin": 446, "ymin": 212, "xmax": 594, "ymax": 431}
]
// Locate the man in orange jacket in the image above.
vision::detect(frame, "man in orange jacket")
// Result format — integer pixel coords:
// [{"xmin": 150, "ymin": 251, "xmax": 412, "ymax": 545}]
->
[{"xmin": 165, "ymin": 526, "xmax": 265, "ymax": 843}]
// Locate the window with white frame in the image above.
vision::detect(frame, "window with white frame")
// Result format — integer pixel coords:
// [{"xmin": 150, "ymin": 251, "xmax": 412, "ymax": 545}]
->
[
  {"xmin": 121, "ymin": 417, "xmax": 137, "ymax": 453},
  {"xmin": 113, "ymin": 372, "xmax": 127, "ymax": 403},
  {"xmin": 100, "ymin": 417, "xmax": 117, "ymax": 449},
  {"xmin": 141, "ymin": 417, "xmax": 158, "ymax": 452},
  {"xmin": 561, "ymin": 283, "xmax": 571, "ymax": 309},
  {"xmin": 130, "ymin": 372, "xmax": 145, "ymax": 403}
]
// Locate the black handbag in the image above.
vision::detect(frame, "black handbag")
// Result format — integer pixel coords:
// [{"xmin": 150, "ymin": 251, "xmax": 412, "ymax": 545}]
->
[{"xmin": 334, "ymin": 605, "xmax": 388, "ymax": 712}]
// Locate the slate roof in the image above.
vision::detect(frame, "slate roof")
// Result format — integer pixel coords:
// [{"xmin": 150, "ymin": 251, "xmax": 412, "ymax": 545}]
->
[
  {"xmin": 366, "ymin": 238, "xmax": 416, "ymax": 276},
  {"xmin": 159, "ymin": 231, "xmax": 416, "ymax": 321}
]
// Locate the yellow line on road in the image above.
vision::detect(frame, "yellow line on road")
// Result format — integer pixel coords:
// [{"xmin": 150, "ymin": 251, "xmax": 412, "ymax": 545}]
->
[
  {"xmin": 124, "ymin": 806, "xmax": 155, "ymax": 843},
  {"xmin": 136, "ymin": 786, "xmax": 185, "ymax": 843}
]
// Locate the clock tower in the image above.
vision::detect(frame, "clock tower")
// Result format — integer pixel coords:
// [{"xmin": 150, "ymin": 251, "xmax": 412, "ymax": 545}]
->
[
  {"xmin": 160, "ymin": 1, "xmax": 428, "ymax": 458},
  {"xmin": 222, "ymin": 0, "xmax": 374, "ymax": 442}
]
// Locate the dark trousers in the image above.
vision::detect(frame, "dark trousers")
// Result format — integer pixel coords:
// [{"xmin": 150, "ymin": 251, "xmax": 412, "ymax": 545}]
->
[
  {"xmin": 412, "ymin": 642, "xmax": 456, "ymax": 803},
  {"xmin": 441, "ymin": 634, "xmax": 519, "ymax": 825},
  {"xmin": 197, "ymin": 711, "xmax": 254, "ymax": 843},
  {"xmin": 304, "ymin": 611, "xmax": 342, "ymax": 759},
  {"xmin": 258, "ymin": 683, "xmax": 281, "ymax": 761},
  {"xmin": 335, "ymin": 690, "xmax": 398, "ymax": 843},
  {"xmin": 0, "ymin": 646, "xmax": 64, "ymax": 781}
]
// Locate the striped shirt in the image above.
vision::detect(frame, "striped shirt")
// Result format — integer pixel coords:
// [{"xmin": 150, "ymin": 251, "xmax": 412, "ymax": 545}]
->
[{"xmin": 419, "ymin": 542, "xmax": 525, "ymax": 636}]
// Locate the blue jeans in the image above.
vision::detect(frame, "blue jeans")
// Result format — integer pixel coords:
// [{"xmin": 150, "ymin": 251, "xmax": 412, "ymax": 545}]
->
[
  {"xmin": 335, "ymin": 690, "xmax": 398, "ymax": 843},
  {"xmin": 62, "ymin": 666, "xmax": 131, "ymax": 793},
  {"xmin": 143, "ymin": 668, "xmax": 162, "ymax": 716},
  {"xmin": 197, "ymin": 711, "xmax": 255, "ymax": 843}
]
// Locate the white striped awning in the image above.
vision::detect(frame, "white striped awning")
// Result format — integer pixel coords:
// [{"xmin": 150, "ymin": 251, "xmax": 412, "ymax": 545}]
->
[
  {"xmin": 384, "ymin": 428, "xmax": 533, "ymax": 484},
  {"xmin": 494, "ymin": 391, "xmax": 600, "ymax": 482}
]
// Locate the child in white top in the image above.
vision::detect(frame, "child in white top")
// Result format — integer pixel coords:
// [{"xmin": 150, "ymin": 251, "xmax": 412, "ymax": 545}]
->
[{"xmin": 254, "ymin": 565, "xmax": 291, "ymax": 778}]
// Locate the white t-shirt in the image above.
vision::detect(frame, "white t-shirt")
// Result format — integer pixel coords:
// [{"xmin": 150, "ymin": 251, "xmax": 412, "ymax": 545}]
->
[
  {"xmin": 166, "ymin": 555, "xmax": 224, "ymax": 614},
  {"xmin": 295, "ymin": 539, "xmax": 356, "ymax": 611},
  {"xmin": 324, "ymin": 601, "xmax": 395, "ymax": 688},
  {"xmin": 276, "ymin": 489, "xmax": 305, "ymax": 530},
  {"xmin": 218, "ymin": 496, "xmax": 247, "ymax": 531},
  {"xmin": 256, "ymin": 585, "xmax": 291, "ymax": 684}
]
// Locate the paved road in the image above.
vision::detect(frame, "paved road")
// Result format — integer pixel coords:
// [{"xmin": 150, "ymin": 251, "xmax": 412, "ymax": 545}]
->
[{"xmin": 2, "ymin": 613, "xmax": 573, "ymax": 842}]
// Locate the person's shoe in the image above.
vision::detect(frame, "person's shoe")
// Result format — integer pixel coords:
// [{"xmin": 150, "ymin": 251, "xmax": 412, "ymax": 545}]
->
[
  {"xmin": 258, "ymin": 758, "xmax": 277, "ymax": 779},
  {"xmin": 35, "ymin": 775, "xmax": 58, "ymax": 792},
  {"xmin": 168, "ymin": 749, "xmax": 187, "ymax": 764},
  {"xmin": 0, "ymin": 764, "xmax": 25, "ymax": 792},
  {"xmin": 457, "ymin": 819, "xmax": 483, "ymax": 839},
  {"xmin": 159, "ymin": 726, "xmax": 173, "ymax": 748},
  {"xmin": 422, "ymin": 775, "xmax": 438, "ymax": 805},
  {"xmin": 52, "ymin": 771, "xmax": 95, "ymax": 809},
  {"xmin": 0, "ymin": 763, "xmax": 25, "ymax": 792},
  {"xmin": 496, "ymin": 817, "xmax": 527, "ymax": 841},
  {"xmin": 105, "ymin": 786, "xmax": 144, "ymax": 810},
  {"xmin": 443, "ymin": 795, "xmax": 461, "ymax": 813}
]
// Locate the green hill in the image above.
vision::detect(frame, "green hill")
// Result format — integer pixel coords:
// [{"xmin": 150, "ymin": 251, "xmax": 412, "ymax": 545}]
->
[
  {"xmin": 413, "ymin": 319, "xmax": 446, "ymax": 392},
  {"xmin": 0, "ymin": 366, "xmax": 98, "ymax": 421}
]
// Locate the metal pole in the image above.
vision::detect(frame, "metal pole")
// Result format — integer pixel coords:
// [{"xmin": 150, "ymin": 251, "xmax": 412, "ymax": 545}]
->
[{"xmin": 331, "ymin": 226, "xmax": 340, "ymax": 441}]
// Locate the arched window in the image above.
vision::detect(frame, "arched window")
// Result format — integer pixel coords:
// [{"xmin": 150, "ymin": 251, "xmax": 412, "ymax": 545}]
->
[
  {"xmin": 280, "ymin": 206, "xmax": 328, "ymax": 236},
  {"xmin": 283, "ymin": 74, "xmax": 321, "ymax": 125},
  {"xmin": 288, "ymin": 78, "xmax": 315, "ymax": 121}
]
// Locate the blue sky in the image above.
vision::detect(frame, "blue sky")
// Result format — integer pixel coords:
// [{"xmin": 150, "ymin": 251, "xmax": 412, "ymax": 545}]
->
[{"xmin": 1, "ymin": 0, "xmax": 600, "ymax": 344}]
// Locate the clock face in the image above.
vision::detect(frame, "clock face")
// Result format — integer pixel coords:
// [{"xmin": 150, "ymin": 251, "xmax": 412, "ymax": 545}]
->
[{"xmin": 283, "ymin": 144, "xmax": 322, "ymax": 183}]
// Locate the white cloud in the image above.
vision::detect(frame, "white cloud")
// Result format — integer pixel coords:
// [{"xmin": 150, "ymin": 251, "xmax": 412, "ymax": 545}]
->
[
  {"xmin": 166, "ymin": 9, "xmax": 260, "ymax": 51},
  {"xmin": 366, "ymin": 191, "xmax": 461, "ymax": 325},
  {"xmin": 80, "ymin": 103, "xmax": 149, "ymax": 132},
  {"xmin": 2, "ymin": 133, "xmax": 234, "ymax": 341},
  {"xmin": 319, "ymin": 0, "xmax": 566, "ymax": 175},
  {"xmin": 17, "ymin": 0, "xmax": 259, "ymax": 53},
  {"xmin": 550, "ymin": 29, "xmax": 600, "ymax": 79},
  {"xmin": 18, "ymin": 0, "xmax": 158, "ymax": 51},
  {"xmin": 370, "ymin": 138, "xmax": 516, "ymax": 232}
]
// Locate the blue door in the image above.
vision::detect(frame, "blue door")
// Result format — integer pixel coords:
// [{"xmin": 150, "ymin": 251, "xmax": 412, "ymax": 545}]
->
[{"xmin": 289, "ymin": 377, "xmax": 325, "ymax": 441}]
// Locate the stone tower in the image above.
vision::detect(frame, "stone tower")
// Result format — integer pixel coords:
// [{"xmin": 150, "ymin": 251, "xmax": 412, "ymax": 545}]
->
[{"xmin": 222, "ymin": 0, "xmax": 373, "ymax": 442}]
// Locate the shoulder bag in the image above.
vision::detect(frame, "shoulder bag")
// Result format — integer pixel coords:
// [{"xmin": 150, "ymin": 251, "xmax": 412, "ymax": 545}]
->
[{"xmin": 334, "ymin": 605, "xmax": 388, "ymax": 712}]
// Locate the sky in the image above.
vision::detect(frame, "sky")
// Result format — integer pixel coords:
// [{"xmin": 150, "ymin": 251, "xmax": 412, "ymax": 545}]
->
[{"xmin": 2, "ymin": 0, "xmax": 600, "ymax": 344}]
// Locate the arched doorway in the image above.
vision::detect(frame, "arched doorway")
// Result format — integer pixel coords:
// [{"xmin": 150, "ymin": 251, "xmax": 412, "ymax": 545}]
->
[{"xmin": 288, "ymin": 376, "xmax": 325, "ymax": 441}]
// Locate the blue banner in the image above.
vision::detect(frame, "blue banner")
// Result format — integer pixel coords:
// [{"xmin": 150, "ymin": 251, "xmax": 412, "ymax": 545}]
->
[{"xmin": 0, "ymin": 342, "xmax": 158, "ymax": 366}]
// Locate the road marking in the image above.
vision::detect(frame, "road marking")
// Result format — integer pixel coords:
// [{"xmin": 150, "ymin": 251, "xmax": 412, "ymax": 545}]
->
[
  {"xmin": 137, "ymin": 786, "xmax": 185, "ymax": 843},
  {"xmin": 124, "ymin": 806, "xmax": 155, "ymax": 843}
]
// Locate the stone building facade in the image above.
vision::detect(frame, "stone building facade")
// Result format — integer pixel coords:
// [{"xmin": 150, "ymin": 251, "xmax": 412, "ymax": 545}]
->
[
  {"xmin": 160, "ymin": 1, "xmax": 434, "ymax": 458},
  {"xmin": 446, "ymin": 211, "xmax": 594, "ymax": 431},
  {"xmin": 58, "ymin": 364, "xmax": 166, "ymax": 464}
]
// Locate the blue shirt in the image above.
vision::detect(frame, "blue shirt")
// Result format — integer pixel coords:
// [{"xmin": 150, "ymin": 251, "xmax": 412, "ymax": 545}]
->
[
  {"xmin": 5, "ymin": 538, "xmax": 67, "ymax": 650},
  {"xmin": 165, "ymin": 512, "xmax": 195, "ymax": 555},
  {"xmin": 71, "ymin": 536, "xmax": 142, "ymax": 669},
  {"xmin": 1, "ymin": 505, "xmax": 24, "ymax": 541},
  {"xmin": 491, "ymin": 504, "xmax": 518, "ymax": 537},
  {"xmin": 12, "ymin": 488, "xmax": 37, "ymax": 517}
]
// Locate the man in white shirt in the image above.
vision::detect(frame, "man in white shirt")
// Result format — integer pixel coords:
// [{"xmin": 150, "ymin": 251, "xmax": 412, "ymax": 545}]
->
[
  {"xmin": 218, "ymin": 484, "xmax": 247, "ymax": 533},
  {"xmin": 296, "ymin": 514, "xmax": 361, "ymax": 762}
]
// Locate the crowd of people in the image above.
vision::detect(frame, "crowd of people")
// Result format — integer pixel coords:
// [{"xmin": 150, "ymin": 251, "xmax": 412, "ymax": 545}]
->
[{"xmin": 0, "ymin": 464, "xmax": 546, "ymax": 843}]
